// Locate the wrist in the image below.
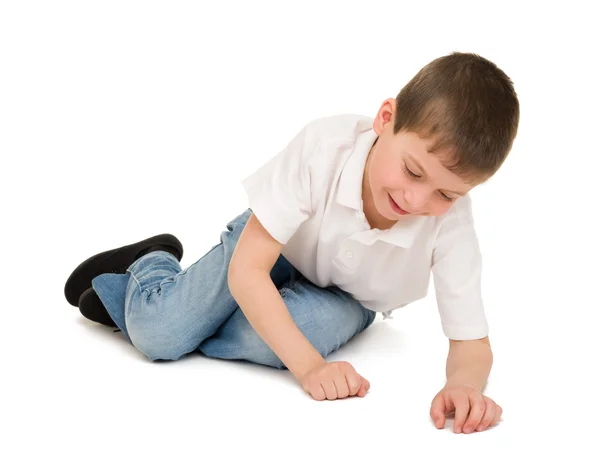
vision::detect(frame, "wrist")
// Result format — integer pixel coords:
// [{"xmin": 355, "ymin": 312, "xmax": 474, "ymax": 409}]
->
[
  {"xmin": 444, "ymin": 381, "xmax": 483, "ymax": 392},
  {"xmin": 445, "ymin": 371, "xmax": 487, "ymax": 392},
  {"xmin": 290, "ymin": 354, "xmax": 326, "ymax": 382}
]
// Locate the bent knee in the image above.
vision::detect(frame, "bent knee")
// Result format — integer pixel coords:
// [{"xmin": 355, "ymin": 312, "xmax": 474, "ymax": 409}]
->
[
  {"xmin": 131, "ymin": 334, "xmax": 189, "ymax": 361},
  {"xmin": 127, "ymin": 321, "xmax": 192, "ymax": 361}
]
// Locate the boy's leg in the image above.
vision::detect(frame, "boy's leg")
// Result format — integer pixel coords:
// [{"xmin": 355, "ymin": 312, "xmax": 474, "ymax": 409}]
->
[
  {"xmin": 198, "ymin": 270, "xmax": 377, "ymax": 369},
  {"xmin": 91, "ymin": 208, "xmax": 296, "ymax": 361}
]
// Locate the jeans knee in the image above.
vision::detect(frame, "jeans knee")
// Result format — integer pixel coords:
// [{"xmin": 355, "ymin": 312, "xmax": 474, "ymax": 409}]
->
[
  {"xmin": 127, "ymin": 319, "xmax": 190, "ymax": 361},
  {"xmin": 246, "ymin": 348, "xmax": 286, "ymax": 369}
]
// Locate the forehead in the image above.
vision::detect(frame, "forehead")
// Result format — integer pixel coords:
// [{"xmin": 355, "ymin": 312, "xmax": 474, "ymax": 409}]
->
[{"xmin": 394, "ymin": 130, "xmax": 454, "ymax": 164}]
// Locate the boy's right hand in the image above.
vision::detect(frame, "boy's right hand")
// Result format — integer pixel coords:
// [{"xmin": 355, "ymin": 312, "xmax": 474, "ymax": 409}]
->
[{"xmin": 299, "ymin": 361, "xmax": 370, "ymax": 401}]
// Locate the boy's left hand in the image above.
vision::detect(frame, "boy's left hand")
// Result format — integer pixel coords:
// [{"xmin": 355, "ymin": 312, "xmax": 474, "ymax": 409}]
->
[{"xmin": 429, "ymin": 384, "xmax": 502, "ymax": 434}]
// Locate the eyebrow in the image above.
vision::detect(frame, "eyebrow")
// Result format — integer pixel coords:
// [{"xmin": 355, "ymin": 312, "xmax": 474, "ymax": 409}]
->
[{"xmin": 407, "ymin": 154, "xmax": 467, "ymax": 196}]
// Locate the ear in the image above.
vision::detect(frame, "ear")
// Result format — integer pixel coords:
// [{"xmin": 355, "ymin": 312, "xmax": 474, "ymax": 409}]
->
[{"xmin": 373, "ymin": 98, "xmax": 396, "ymax": 135}]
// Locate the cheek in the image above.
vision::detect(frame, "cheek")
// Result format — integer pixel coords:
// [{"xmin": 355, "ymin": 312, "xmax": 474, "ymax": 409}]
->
[
  {"xmin": 376, "ymin": 163, "xmax": 406, "ymax": 189},
  {"xmin": 371, "ymin": 150, "xmax": 404, "ymax": 188},
  {"xmin": 429, "ymin": 200, "xmax": 455, "ymax": 216}
]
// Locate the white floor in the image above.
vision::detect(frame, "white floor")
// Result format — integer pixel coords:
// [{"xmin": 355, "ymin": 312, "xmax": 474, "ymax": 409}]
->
[
  {"xmin": 3, "ymin": 1, "xmax": 598, "ymax": 451},
  {"xmin": 6, "ymin": 252, "xmax": 595, "ymax": 452}
]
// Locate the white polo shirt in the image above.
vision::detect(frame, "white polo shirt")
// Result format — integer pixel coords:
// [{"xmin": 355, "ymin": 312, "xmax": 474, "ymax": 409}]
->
[{"xmin": 241, "ymin": 114, "xmax": 488, "ymax": 340}]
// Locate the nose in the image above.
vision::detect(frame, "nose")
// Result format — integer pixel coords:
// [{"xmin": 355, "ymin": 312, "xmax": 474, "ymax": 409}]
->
[{"xmin": 403, "ymin": 189, "xmax": 428, "ymax": 212}]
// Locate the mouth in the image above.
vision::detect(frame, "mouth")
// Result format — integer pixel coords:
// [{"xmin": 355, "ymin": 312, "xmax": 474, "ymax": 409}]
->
[{"xmin": 388, "ymin": 193, "xmax": 410, "ymax": 215}]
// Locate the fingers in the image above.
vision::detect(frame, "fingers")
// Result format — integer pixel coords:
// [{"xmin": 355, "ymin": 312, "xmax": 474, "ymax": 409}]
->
[
  {"xmin": 451, "ymin": 393, "xmax": 470, "ymax": 434},
  {"xmin": 494, "ymin": 405, "xmax": 503, "ymax": 425},
  {"xmin": 334, "ymin": 374, "xmax": 350, "ymax": 399},
  {"xmin": 477, "ymin": 401, "xmax": 502, "ymax": 431},
  {"xmin": 301, "ymin": 362, "xmax": 371, "ymax": 401},
  {"xmin": 321, "ymin": 379, "xmax": 338, "ymax": 400},
  {"xmin": 338, "ymin": 370, "xmax": 369, "ymax": 398},
  {"xmin": 475, "ymin": 400, "xmax": 497, "ymax": 432},
  {"xmin": 357, "ymin": 377, "xmax": 370, "ymax": 397},
  {"xmin": 429, "ymin": 386, "xmax": 503, "ymax": 434},
  {"xmin": 309, "ymin": 383, "xmax": 326, "ymax": 401},
  {"xmin": 461, "ymin": 393, "xmax": 486, "ymax": 434},
  {"xmin": 345, "ymin": 372, "xmax": 363, "ymax": 397},
  {"xmin": 490, "ymin": 404, "xmax": 503, "ymax": 426},
  {"xmin": 430, "ymin": 393, "xmax": 447, "ymax": 429}
]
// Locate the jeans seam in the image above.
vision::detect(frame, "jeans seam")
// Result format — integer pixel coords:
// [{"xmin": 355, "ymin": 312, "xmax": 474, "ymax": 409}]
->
[{"xmin": 127, "ymin": 270, "xmax": 141, "ymax": 291}]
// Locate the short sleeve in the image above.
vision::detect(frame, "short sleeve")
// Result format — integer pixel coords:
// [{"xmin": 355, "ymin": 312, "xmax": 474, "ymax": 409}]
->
[
  {"xmin": 431, "ymin": 196, "xmax": 489, "ymax": 340},
  {"xmin": 240, "ymin": 124, "xmax": 315, "ymax": 245}
]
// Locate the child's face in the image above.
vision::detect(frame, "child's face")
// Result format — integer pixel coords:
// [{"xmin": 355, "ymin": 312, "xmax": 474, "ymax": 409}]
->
[{"xmin": 364, "ymin": 99, "xmax": 476, "ymax": 221}]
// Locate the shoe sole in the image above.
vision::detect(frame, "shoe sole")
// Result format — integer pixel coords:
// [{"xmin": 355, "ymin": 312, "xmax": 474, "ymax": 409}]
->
[
  {"xmin": 78, "ymin": 287, "xmax": 117, "ymax": 328},
  {"xmin": 64, "ymin": 233, "xmax": 183, "ymax": 306}
]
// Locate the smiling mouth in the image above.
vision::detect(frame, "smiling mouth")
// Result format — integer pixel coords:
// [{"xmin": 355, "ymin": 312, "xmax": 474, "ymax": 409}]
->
[{"xmin": 388, "ymin": 194, "xmax": 411, "ymax": 215}]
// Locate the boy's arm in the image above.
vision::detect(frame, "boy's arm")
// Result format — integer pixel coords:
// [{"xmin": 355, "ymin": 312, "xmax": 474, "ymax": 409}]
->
[
  {"xmin": 228, "ymin": 213, "xmax": 325, "ymax": 381},
  {"xmin": 430, "ymin": 336, "xmax": 499, "ymax": 434},
  {"xmin": 429, "ymin": 198, "xmax": 501, "ymax": 432},
  {"xmin": 444, "ymin": 336, "xmax": 493, "ymax": 392}
]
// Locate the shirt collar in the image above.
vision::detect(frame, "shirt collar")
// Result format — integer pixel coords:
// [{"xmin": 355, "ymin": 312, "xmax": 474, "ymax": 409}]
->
[
  {"xmin": 380, "ymin": 214, "xmax": 426, "ymax": 248},
  {"xmin": 335, "ymin": 126, "xmax": 426, "ymax": 248},
  {"xmin": 336, "ymin": 127, "xmax": 376, "ymax": 212}
]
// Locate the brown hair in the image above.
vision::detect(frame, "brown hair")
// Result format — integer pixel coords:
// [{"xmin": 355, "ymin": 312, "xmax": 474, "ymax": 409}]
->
[{"xmin": 394, "ymin": 52, "xmax": 520, "ymax": 184}]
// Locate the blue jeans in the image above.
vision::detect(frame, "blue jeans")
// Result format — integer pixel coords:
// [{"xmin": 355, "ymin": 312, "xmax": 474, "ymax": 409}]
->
[{"xmin": 91, "ymin": 208, "xmax": 376, "ymax": 368}]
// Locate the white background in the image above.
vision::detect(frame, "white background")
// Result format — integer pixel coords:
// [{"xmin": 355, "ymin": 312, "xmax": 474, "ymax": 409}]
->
[{"xmin": 2, "ymin": 1, "xmax": 598, "ymax": 451}]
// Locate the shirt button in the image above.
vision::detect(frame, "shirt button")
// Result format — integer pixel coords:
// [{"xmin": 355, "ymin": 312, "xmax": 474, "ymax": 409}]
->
[{"xmin": 346, "ymin": 251, "xmax": 354, "ymax": 259}]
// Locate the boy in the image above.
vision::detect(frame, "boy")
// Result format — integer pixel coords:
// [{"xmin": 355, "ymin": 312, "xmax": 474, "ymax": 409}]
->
[{"xmin": 64, "ymin": 52, "xmax": 519, "ymax": 434}]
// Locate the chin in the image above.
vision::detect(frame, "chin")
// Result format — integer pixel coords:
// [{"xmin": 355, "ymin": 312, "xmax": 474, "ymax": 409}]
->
[{"xmin": 381, "ymin": 204, "xmax": 402, "ymax": 221}]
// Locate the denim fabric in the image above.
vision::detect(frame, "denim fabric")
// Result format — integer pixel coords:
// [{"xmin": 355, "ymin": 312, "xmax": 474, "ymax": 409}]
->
[{"xmin": 91, "ymin": 209, "xmax": 376, "ymax": 367}]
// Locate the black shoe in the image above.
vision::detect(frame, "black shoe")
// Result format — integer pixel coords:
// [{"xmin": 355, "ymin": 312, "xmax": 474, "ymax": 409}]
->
[
  {"xmin": 78, "ymin": 287, "xmax": 117, "ymax": 328},
  {"xmin": 64, "ymin": 234, "xmax": 183, "ymax": 307}
]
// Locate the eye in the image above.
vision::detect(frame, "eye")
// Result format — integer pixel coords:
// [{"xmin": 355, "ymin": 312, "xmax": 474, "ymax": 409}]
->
[
  {"xmin": 439, "ymin": 191, "xmax": 453, "ymax": 202},
  {"xmin": 404, "ymin": 165, "xmax": 421, "ymax": 179}
]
